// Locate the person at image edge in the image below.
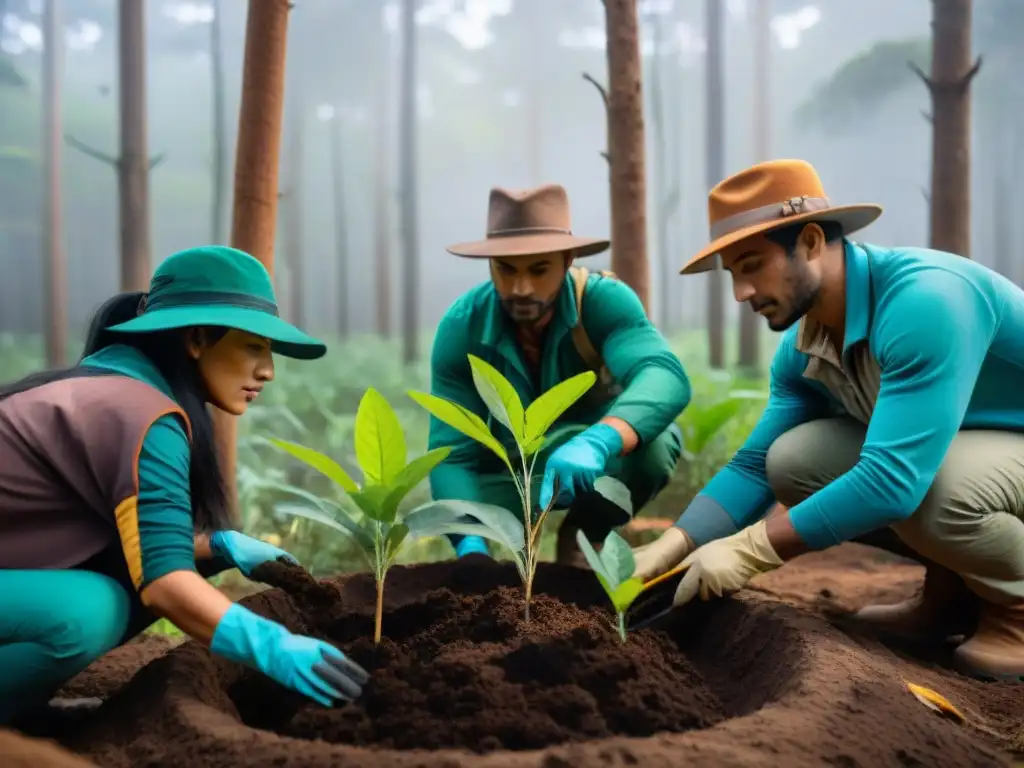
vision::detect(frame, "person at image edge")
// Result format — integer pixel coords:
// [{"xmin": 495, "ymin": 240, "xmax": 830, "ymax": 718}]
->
[
  {"xmin": 426, "ymin": 183, "xmax": 691, "ymax": 565},
  {"xmin": 634, "ymin": 158, "xmax": 1024, "ymax": 683},
  {"xmin": 0, "ymin": 246, "xmax": 369, "ymax": 725}
]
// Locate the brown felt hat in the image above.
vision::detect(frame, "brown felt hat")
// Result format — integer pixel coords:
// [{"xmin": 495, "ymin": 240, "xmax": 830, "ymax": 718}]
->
[
  {"xmin": 446, "ymin": 183, "xmax": 610, "ymax": 259},
  {"xmin": 681, "ymin": 159, "xmax": 883, "ymax": 275}
]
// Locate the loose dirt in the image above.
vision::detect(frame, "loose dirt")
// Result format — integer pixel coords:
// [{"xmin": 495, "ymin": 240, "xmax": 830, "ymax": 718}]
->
[{"xmin": 7, "ymin": 544, "xmax": 1024, "ymax": 767}]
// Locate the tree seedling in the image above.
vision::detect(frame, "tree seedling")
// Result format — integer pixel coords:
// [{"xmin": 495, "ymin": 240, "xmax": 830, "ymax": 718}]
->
[
  {"xmin": 406, "ymin": 354, "xmax": 633, "ymax": 621},
  {"xmin": 268, "ymin": 387, "xmax": 451, "ymax": 644},
  {"xmin": 575, "ymin": 530, "xmax": 645, "ymax": 642}
]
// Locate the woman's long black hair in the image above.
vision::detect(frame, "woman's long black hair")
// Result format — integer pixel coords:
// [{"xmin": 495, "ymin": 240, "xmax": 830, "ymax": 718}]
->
[{"xmin": 0, "ymin": 292, "xmax": 230, "ymax": 531}]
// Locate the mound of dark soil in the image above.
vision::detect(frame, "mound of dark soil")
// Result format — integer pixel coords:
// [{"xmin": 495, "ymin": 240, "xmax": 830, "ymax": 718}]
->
[{"xmin": 20, "ymin": 552, "xmax": 1024, "ymax": 767}]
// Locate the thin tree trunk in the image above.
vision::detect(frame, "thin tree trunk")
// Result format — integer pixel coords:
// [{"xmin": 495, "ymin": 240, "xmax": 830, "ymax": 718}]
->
[
  {"xmin": 650, "ymin": 12, "xmax": 670, "ymax": 331},
  {"xmin": 43, "ymin": 0, "xmax": 66, "ymax": 366},
  {"xmin": 524, "ymin": 0, "xmax": 542, "ymax": 184},
  {"xmin": 916, "ymin": 0, "xmax": 979, "ymax": 256},
  {"xmin": 331, "ymin": 118, "xmax": 348, "ymax": 339},
  {"xmin": 738, "ymin": 0, "xmax": 768, "ymax": 374},
  {"xmin": 119, "ymin": 0, "xmax": 151, "ymax": 291},
  {"xmin": 373, "ymin": 17, "xmax": 392, "ymax": 339},
  {"xmin": 399, "ymin": 0, "xmax": 420, "ymax": 364},
  {"xmin": 214, "ymin": 0, "xmax": 291, "ymax": 522},
  {"xmin": 210, "ymin": 0, "xmax": 228, "ymax": 243},
  {"xmin": 604, "ymin": 0, "xmax": 649, "ymax": 312},
  {"xmin": 705, "ymin": 0, "xmax": 725, "ymax": 369}
]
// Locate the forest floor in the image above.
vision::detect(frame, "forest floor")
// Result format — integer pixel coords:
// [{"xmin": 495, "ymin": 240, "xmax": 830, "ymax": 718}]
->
[{"xmin": 3, "ymin": 543, "xmax": 1023, "ymax": 768}]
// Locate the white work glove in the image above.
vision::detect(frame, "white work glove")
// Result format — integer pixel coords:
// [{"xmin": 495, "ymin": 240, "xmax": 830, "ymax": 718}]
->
[
  {"xmin": 672, "ymin": 520, "xmax": 783, "ymax": 607},
  {"xmin": 632, "ymin": 527, "xmax": 694, "ymax": 581}
]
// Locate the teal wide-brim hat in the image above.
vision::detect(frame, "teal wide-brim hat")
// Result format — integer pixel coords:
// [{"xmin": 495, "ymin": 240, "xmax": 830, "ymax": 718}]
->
[{"xmin": 106, "ymin": 245, "xmax": 326, "ymax": 360}]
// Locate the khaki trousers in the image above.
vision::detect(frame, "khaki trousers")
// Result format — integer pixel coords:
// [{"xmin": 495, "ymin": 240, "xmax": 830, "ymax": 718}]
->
[{"xmin": 765, "ymin": 417, "xmax": 1024, "ymax": 605}]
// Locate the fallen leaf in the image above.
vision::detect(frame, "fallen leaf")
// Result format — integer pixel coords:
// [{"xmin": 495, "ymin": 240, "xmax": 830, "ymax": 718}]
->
[{"xmin": 905, "ymin": 681, "xmax": 966, "ymax": 724}]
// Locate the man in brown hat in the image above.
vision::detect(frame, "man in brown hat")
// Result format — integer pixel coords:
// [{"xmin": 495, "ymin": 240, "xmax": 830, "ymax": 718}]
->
[
  {"xmin": 633, "ymin": 158, "xmax": 1024, "ymax": 682},
  {"xmin": 425, "ymin": 183, "xmax": 690, "ymax": 563}
]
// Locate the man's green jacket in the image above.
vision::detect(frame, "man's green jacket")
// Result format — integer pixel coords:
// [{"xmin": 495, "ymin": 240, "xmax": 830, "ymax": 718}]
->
[{"xmin": 427, "ymin": 270, "xmax": 691, "ymax": 500}]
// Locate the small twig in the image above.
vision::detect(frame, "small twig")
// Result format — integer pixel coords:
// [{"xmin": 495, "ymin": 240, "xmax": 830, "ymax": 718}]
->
[
  {"xmin": 148, "ymin": 152, "xmax": 168, "ymax": 171},
  {"xmin": 582, "ymin": 72, "xmax": 609, "ymax": 110},
  {"xmin": 64, "ymin": 133, "xmax": 118, "ymax": 166},
  {"xmin": 960, "ymin": 56, "xmax": 983, "ymax": 92},
  {"xmin": 599, "ymin": 150, "xmax": 610, "ymax": 164},
  {"xmin": 920, "ymin": 109, "xmax": 933, "ymax": 124},
  {"xmin": 920, "ymin": 186, "xmax": 931, "ymax": 204},
  {"xmin": 908, "ymin": 61, "xmax": 933, "ymax": 92}
]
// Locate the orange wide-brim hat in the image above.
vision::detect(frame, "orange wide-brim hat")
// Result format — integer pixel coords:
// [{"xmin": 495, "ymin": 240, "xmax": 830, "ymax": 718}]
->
[
  {"xmin": 681, "ymin": 159, "xmax": 883, "ymax": 274},
  {"xmin": 446, "ymin": 183, "xmax": 610, "ymax": 259}
]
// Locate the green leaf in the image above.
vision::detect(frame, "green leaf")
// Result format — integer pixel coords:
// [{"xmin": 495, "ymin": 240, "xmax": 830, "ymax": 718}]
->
[
  {"xmin": 388, "ymin": 447, "xmax": 451, "ymax": 499},
  {"xmin": 385, "ymin": 523, "xmax": 409, "ymax": 563},
  {"xmin": 268, "ymin": 438, "xmax": 359, "ymax": 493},
  {"xmin": 594, "ymin": 476, "xmax": 634, "ymax": 518},
  {"xmin": 679, "ymin": 394, "xmax": 760, "ymax": 456},
  {"xmin": 355, "ymin": 387, "xmax": 407, "ymax": 485},
  {"xmin": 599, "ymin": 530, "xmax": 636, "ymax": 587},
  {"xmin": 575, "ymin": 529, "xmax": 612, "ymax": 587},
  {"xmin": 523, "ymin": 371, "xmax": 597, "ymax": 445},
  {"xmin": 351, "ymin": 484, "xmax": 396, "ymax": 523},
  {"xmin": 407, "ymin": 390, "xmax": 511, "ymax": 468},
  {"xmin": 274, "ymin": 502, "xmax": 374, "ymax": 553},
  {"xmin": 467, "ymin": 354, "xmax": 525, "ymax": 441},
  {"xmin": 404, "ymin": 500, "xmax": 525, "ymax": 554},
  {"xmin": 609, "ymin": 577, "xmax": 644, "ymax": 613}
]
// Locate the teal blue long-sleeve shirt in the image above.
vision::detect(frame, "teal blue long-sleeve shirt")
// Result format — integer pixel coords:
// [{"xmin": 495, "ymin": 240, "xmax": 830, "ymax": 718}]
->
[
  {"xmin": 82, "ymin": 344, "xmax": 226, "ymax": 589},
  {"xmin": 428, "ymin": 270, "xmax": 691, "ymax": 500},
  {"xmin": 677, "ymin": 239, "xmax": 1020, "ymax": 550}
]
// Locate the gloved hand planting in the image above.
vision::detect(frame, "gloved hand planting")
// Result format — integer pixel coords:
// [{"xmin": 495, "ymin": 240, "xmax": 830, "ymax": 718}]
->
[
  {"xmin": 632, "ymin": 526, "xmax": 694, "ymax": 581},
  {"xmin": 671, "ymin": 520, "xmax": 783, "ymax": 607},
  {"xmin": 538, "ymin": 423, "xmax": 623, "ymax": 509},
  {"xmin": 210, "ymin": 530, "xmax": 299, "ymax": 577},
  {"xmin": 210, "ymin": 603, "xmax": 369, "ymax": 707}
]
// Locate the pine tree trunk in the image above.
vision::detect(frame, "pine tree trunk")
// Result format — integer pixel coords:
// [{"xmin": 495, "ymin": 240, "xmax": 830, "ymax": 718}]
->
[
  {"xmin": 214, "ymin": 0, "xmax": 291, "ymax": 521},
  {"xmin": 604, "ymin": 0, "xmax": 649, "ymax": 313},
  {"xmin": 705, "ymin": 0, "xmax": 725, "ymax": 369},
  {"xmin": 399, "ymin": 0, "xmax": 420, "ymax": 364},
  {"xmin": 42, "ymin": 0, "xmax": 66, "ymax": 366},
  {"xmin": 921, "ymin": 0, "xmax": 978, "ymax": 256},
  {"xmin": 738, "ymin": 0, "xmax": 769, "ymax": 374},
  {"xmin": 373, "ymin": 24, "xmax": 392, "ymax": 340},
  {"xmin": 119, "ymin": 0, "xmax": 151, "ymax": 291},
  {"xmin": 210, "ymin": 0, "xmax": 228, "ymax": 244}
]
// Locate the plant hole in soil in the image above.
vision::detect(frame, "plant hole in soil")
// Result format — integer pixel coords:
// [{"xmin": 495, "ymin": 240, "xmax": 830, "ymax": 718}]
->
[{"xmin": 223, "ymin": 558, "xmax": 805, "ymax": 753}]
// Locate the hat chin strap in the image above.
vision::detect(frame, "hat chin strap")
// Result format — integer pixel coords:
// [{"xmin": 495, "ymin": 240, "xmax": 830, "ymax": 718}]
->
[{"xmin": 709, "ymin": 195, "xmax": 832, "ymax": 240}]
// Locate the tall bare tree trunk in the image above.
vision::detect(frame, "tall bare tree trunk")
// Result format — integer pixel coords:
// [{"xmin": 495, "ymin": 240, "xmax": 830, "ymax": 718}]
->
[
  {"xmin": 331, "ymin": 119, "xmax": 348, "ymax": 338},
  {"xmin": 915, "ymin": 0, "xmax": 979, "ymax": 256},
  {"xmin": 604, "ymin": 0, "xmax": 649, "ymax": 312},
  {"xmin": 649, "ymin": 11, "xmax": 675, "ymax": 332},
  {"xmin": 214, "ymin": 0, "xmax": 291, "ymax": 520},
  {"xmin": 399, "ymin": 0, "xmax": 420, "ymax": 364},
  {"xmin": 738, "ymin": 0, "xmax": 768, "ymax": 374},
  {"xmin": 42, "ymin": 0, "xmax": 66, "ymax": 366},
  {"xmin": 523, "ymin": 0, "xmax": 543, "ymax": 184},
  {"xmin": 210, "ymin": 0, "xmax": 228, "ymax": 243},
  {"xmin": 705, "ymin": 0, "xmax": 725, "ymax": 369},
  {"xmin": 373, "ymin": 16, "xmax": 392, "ymax": 339},
  {"xmin": 119, "ymin": 0, "xmax": 151, "ymax": 290}
]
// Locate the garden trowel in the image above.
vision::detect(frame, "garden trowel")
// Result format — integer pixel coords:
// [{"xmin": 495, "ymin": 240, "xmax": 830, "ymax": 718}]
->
[{"xmin": 625, "ymin": 562, "xmax": 690, "ymax": 631}]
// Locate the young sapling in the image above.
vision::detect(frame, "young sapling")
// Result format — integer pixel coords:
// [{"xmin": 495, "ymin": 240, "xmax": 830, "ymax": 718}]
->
[
  {"xmin": 575, "ymin": 530, "xmax": 645, "ymax": 642},
  {"xmin": 406, "ymin": 354, "xmax": 633, "ymax": 620},
  {"xmin": 269, "ymin": 387, "xmax": 451, "ymax": 644}
]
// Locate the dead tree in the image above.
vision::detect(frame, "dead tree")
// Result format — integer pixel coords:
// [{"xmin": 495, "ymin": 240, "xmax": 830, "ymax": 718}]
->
[{"xmin": 911, "ymin": 0, "xmax": 980, "ymax": 256}]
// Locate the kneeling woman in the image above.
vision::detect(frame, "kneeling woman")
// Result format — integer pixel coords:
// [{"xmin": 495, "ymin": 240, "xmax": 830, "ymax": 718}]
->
[{"xmin": 0, "ymin": 245, "xmax": 367, "ymax": 724}]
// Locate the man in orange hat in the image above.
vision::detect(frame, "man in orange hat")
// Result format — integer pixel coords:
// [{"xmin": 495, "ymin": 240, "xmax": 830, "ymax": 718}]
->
[
  {"xmin": 634, "ymin": 159, "xmax": 1024, "ymax": 682},
  {"xmin": 425, "ymin": 183, "xmax": 690, "ymax": 563}
]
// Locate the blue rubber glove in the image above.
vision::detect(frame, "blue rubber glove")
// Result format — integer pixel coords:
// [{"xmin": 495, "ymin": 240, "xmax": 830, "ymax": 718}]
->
[
  {"xmin": 210, "ymin": 603, "xmax": 369, "ymax": 707},
  {"xmin": 210, "ymin": 530, "xmax": 299, "ymax": 577},
  {"xmin": 538, "ymin": 423, "xmax": 624, "ymax": 510},
  {"xmin": 454, "ymin": 535, "xmax": 490, "ymax": 558}
]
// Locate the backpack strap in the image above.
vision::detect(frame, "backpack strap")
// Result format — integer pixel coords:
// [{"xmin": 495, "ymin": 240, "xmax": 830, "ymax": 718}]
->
[{"xmin": 568, "ymin": 266, "xmax": 617, "ymax": 376}]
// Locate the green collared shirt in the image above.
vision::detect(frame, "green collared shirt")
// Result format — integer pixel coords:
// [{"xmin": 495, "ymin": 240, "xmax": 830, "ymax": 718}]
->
[{"xmin": 426, "ymin": 271, "xmax": 691, "ymax": 501}]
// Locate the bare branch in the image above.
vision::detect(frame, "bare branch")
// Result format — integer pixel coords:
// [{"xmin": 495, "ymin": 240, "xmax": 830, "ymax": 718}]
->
[
  {"xmin": 64, "ymin": 133, "xmax": 118, "ymax": 166},
  {"xmin": 959, "ymin": 56, "xmax": 982, "ymax": 91},
  {"xmin": 920, "ymin": 186, "xmax": 930, "ymax": 204},
  {"xmin": 148, "ymin": 153, "xmax": 168, "ymax": 171},
  {"xmin": 908, "ymin": 61, "xmax": 934, "ymax": 91},
  {"xmin": 920, "ymin": 109, "xmax": 933, "ymax": 124},
  {"xmin": 582, "ymin": 72, "xmax": 609, "ymax": 110},
  {"xmin": 600, "ymin": 150, "xmax": 609, "ymax": 164}
]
